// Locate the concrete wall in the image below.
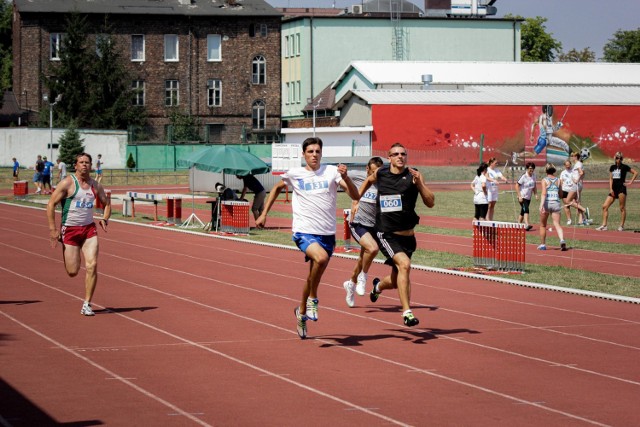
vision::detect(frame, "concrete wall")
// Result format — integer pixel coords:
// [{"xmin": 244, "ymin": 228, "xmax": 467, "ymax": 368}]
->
[{"xmin": 0, "ymin": 128, "xmax": 127, "ymax": 168}]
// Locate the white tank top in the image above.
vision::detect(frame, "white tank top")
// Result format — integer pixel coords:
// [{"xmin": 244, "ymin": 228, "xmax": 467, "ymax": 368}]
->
[{"xmin": 61, "ymin": 175, "xmax": 97, "ymax": 226}]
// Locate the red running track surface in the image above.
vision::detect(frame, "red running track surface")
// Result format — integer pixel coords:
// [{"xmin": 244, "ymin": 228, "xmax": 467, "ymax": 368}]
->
[{"xmin": 1, "ymin": 202, "xmax": 639, "ymax": 426}]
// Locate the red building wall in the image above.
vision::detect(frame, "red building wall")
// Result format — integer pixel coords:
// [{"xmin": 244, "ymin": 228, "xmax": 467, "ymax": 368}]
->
[{"xmin": 371, "ymin": 104, "xmax": 640, "ymax": 166}]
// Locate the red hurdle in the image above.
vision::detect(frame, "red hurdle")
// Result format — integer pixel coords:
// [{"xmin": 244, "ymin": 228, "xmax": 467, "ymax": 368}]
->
[{"xmin": 473, "ymin": 221, "xmax": 526, "ymax": 272}]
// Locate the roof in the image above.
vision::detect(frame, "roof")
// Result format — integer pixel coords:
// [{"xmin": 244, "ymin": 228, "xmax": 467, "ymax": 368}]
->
[
  {"xmin": 342, "ymin": 85, "xmax": 640, "ymax": 106},
  {"xmin": 13, "ymin": 0, "xmax": 281, "ymax": 17},
  {"xmin": 333, "ymin": 61, "xmax": 640, "ymax": 88},
  {"xmin": 277, "ymin": 7, "xmax": 344, "ymax": 17},
  {"xmin": 302, "ymin": 83, "xmax": 336, "ymax": 112}
]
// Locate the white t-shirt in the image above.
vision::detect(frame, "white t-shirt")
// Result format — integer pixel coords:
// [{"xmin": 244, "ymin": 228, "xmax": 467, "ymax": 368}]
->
[
  {"xmin": 281, "ymin": 164, "xmax": 343, "ymax": 235},
  {"xmin": 58, "ymin": 161, "xmax": 67, "ymax": 179},
  {"xmin": 487, "ymin": 168, "xmax": 503, "ymax": 198},
  {"xmin": 472, "ymin": 174, "xmax": 488, "ymax": 205},
  {"xmin": 572, "ymin": 161, "xmax": 584, "ymax": 189},
  {"xmin": 560, "ymin": 169, "xmax": 576, "ymax": 192},
  {"xmin": 517, "ymin": 172, "xmax": 536, "ymax": 200}
]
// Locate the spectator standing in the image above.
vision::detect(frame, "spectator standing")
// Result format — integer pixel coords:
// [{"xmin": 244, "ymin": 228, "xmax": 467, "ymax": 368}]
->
[
  {"xmin": 95, "ymin": 154, "xmax": 104, "ymax": 183},
  {"xmin": 471, "ymin": 162, "xmax": 489, "ymax": 221},
  {"xmin": 42, "ymin": 156, "xmax": 55, "ymax": 194},
  {"xmin": 486, "ymin": 157, "xmax": 508, "ymax": 220},
  {"xmin": 12, "ymin": 157, "xmax": 20, "ymax": 181},
  {"xmin": 34, "ymin": 155, "xmax": 45, "ymax": 194},
  {"xmin": 57, "ymin": 158, "xmax": 68, "ymax": 184},
  {"xmin": 516, "ymin": 162, "xmax": 537, "ymax": 231},
  {"xmin": 256, "ymin": 137, "xmax": 359, "ymax": 339},
  {"xmin": 596, "ymin": 152, "xmax": 638, "ymax": 231}
]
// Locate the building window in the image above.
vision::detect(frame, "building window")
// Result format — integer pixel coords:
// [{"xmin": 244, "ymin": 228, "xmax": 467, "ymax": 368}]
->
[
  {"xmin": 295, "ymin": 33, "xmax": 301, "ymax": 56},
  {"xmin": 252, "ymin": 100, "xmax": 266, "ymax": 129},
  {"xmin": 296, "ymin": 81, "xmax": 301, "ymax": 103},
  {"xmin": 207, "ymin": 34, "xmax": 221, "ymax": 61},
  {"xmin": 131, "ymin": 35, "xmax": 145, "ymax": 61},
  {"xmin": 285, "ymin": 82, "xmax": 290, "ymax": 105},
  {"xmin": 252, "ymin": 55, "xmax": 266, "ymax": 85},
  {"xmin": 165, "ymin": 80, "xmax": 179, "ymax": 106},
  {"xmin": 164, "ymin": 35, "xmax": 179, "ymax": 61},
  {"xmin": 132, "ymin": 80, "xmax": 145, "ymax": 106},
  {"xmin": 284, "ymin": 36, "xmax": 289, "ymax": 58},
  {"xmin": 50, "ymin": 33, "xmax": 64, "ymax": 60},
  {"xmin": 249, "ymin": 23, "xmax": 268, "ymax": 38},
  {"xmin": 95, "ymin": 34, "xmax": 110, "ymax": 57},
  {"xmin": 206, "ymin": 124, "xmax": 224, "ymax": 144},
  {"xmin": 207, "ymin": 79, "xmax": 222, "ymax": 107}
]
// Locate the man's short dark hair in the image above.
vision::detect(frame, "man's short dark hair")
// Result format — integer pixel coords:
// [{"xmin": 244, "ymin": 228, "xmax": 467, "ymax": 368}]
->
[
  {"xmin": 302, "ymin": 137, "xmax": 323, "ymax": 152},
  {"xmin": 75, "ymin": 152, "xmax": 93, "ymax": 165}
]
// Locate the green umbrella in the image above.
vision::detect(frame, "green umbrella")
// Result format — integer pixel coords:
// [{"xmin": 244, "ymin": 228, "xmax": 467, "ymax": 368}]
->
[{"xmin": 177, "ymin": 146, "xmax": 270, "ymax": 176}]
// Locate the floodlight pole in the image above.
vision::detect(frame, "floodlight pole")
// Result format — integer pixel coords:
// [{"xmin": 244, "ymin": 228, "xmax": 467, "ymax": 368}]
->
[
  {"xmin": 43, "ymin": 94, "xmax": 62, "ymax": 161},
  {"xmin": 307, "ymin": 97, "xmax": 322, "ymax": 137}
]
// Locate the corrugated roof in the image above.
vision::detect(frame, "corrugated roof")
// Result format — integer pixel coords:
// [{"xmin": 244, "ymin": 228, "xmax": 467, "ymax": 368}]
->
[
  {"xmin": 14, "ymin": 0, "xmax": 281, "ymax": 16},
  {"xmin": 346, "ymin": 85, "xmax": 640, "ymax": 106},
  {"xmin": 333, "ymin": 61, "xmax": 640, "ymax": 88}
]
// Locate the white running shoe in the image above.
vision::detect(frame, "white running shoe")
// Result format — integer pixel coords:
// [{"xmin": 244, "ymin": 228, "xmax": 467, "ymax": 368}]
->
[
  {"xmin": 355, "ymin": 272, "xmax": 367, "ymax": 296},
  {"xmin": 618, "ymin": 226, "xmax": 624, "ymax": 232},
  {"xmin": 566, "ymin": 219, "xmax": 572, "ymax": 225},
  {"xmin": 80, "ymin": 302, "xmax": 95, "ymax": 316},
  {"xmin": 294, "ymin": 307, "xmax": 307, "ymax": 339},
  {"xmin": 343, "ymin": 280, "xmax": 356, "ymax": 308},
  {"xmin": 306, "ymin": 298, "xmax": 318, "ymax": 321},
  {"xmin": 596, "ymin": 225, "xmax": 607, "ymax": 231}
]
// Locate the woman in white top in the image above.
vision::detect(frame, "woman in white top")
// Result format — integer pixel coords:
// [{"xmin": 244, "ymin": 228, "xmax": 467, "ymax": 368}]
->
[
  {"xmin": 516, "ymin": 162, "xmax": 537, "ymax": 230},
  {"xmin": 560, "ymin": 160, "xmax": 576, "ymax": 223},
  {"xmin": 486, "ymin": 157, "xmax": 508, "ymax": 221},
  {"xmin": 471, "ymin": 162, "xmax": 489, "ymax": 221},
  {"xmin": 566, "ymin": 152, "xmax": 588, "ymax": 225}
]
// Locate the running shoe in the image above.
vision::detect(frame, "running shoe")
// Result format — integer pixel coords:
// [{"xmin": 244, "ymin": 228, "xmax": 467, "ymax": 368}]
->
[
  {"xmin": 526, "ymin": 225, "xmax": 533, "ymax": 231},
  {"xmin": 596, "ymin": 225, "xmax": 607, "ymax": 231},
  {"xmin": 306, "ymin": 297, "xmax": 318, "ymax": 321},
  {"xmin": 343, "ymin": 280, "xmax": 356, "ymax": 308},
  {"xmin": 403, "ymin": 311, "xmax": 420, "ymax": 327},
  {"xmin": 355, "ymin": 272, "xmax": 367, "ymax": 296},
  {"xmin": 560, "ymin": 240, "xmax": 567, "ymax": 251},
  {"xmin": 566, "ymin": 219, "xmax": 572, "ymax": 225},
  {"xmin": 618, "ymin": 226, "xmax": 624, "ymax": 232},
  {"xmin": 294, "ymin": 307, "xmax": 307, "ymax": 339},
  {"xmin": 80, "ymin": 302, "xmax": 95, "ymax": 316},
  {"xmin": 537, "ymin": 244, "xmax": 546, "ymax": 251},
  {"xmin": 370, "ymin": 278, "xmax": 381, "ymax": 303}
]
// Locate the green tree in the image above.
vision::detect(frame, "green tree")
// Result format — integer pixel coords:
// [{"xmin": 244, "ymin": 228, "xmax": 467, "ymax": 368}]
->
[
  {"xmin": 126, "ymin": 152, "xmax": 136, "ymax": 170},
  {"xmin": 0, "ymin": 0, "xmax": 13, "ymax": 105},
  {"xmin": 58, "ymin": 121, "xmax": 86, "ymax": 168},
  {"xmin": 168, "ymin": 109, "xmax": 201, "ymax": 143},
  {"xmin": 506, "ymin": 15, "xmax": 562, "ymax": 62},
  {"xmin": 558, "ymin": 47, "xmax": 596, "ymax": 62},
  {"xmin": 603, "ymin": 29, "xmax": 640, "ymax": 63}
]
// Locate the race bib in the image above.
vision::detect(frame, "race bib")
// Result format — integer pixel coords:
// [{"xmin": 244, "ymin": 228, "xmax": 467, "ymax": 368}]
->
[
  {"xmin": 361, "ymin": 189, "xmax": 377, "ymax": 203},
  {"xmin": 612, "ymin": 169, "xmax": 621, "ymax": 179},
  {"xmin": 380, "ymin": 194, "xmax": 402, "ymax": 212},
  {"xmin": 75, "ymin": 198, "xmax": 94, "ymax": 209},
  {"xmin": 298, "ymin": 178, "xmax": 329, "ymax": 194},
  {"xmin": 547, "ymin": 189, "xmax": 559, "ymax": 202}
]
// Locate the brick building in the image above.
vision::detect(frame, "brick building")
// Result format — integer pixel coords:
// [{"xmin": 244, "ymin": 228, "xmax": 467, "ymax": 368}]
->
[{"xmin": 12, "ymin": 0, "xmax": 282, "ymax": 144}]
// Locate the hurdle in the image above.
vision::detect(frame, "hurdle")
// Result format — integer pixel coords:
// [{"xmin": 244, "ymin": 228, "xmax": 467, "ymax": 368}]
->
[
  {"xmin": 125, "ymin": 192, "xmax": 163, "ymax": 221},
  {"xmin": 473, "ymin": 221, "xmax": 526, "ymax": 272},
  {"xmin": 219, "ymin": 200, "xmax": 250, "ymax": 234},
  {"xmin": 166, "ymin": 196, "xmax": 182, "ymax": 225}
]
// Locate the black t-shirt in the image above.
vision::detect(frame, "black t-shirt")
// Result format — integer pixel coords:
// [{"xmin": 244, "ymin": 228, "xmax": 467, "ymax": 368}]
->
[
  {"xmin": 35, "ymin": 160, "xmax": 44, "ymax": 172},
  {"xmin": 375, "ymin": 166, "xmax": 420, "ymax": 232},
  {"xmin": 241, "ymin": 175, "xmax": 264, "ymax": 193},
  {"xmin": 610, "ymin": 163, "xmax": 631, "ymax": 189}
]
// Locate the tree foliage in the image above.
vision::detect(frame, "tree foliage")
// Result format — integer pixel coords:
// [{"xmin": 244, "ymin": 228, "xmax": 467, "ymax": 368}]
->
[
  {"xmin": 603, "ymin": 29, "xmax": 640, "ymax": 63},
  {"xmin": 168, "ymin": 108, "xmax": 201, "ymax": 143},
  {"xmin": 558, "ymin": 47, "xmax": 596, "ymax": 63},
  {"xmin": 0, "ymin": 0, "xmax": 13, "ymax": 104},
  {"xmin": 506, "ymin": 14, "xmax": 562, "ymax": 62},
  {"xmin": 58, "ymin": 122, "xmax": 86, "ymax": 168},
  {"xmin": 43, "ymin": 13, "xmax": 146, "ymax": 130}
]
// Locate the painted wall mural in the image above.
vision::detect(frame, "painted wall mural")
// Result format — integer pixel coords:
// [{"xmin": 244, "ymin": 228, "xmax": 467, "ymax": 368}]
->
[{"xmin": 371, "ymin": 105, "xmax": 640, "ymax": 166}]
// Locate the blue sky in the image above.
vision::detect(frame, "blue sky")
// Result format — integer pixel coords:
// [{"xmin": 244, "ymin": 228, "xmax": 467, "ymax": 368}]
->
[{"xmin": 266, "ymin": 0, "xmax": 640, "ymax": 59}]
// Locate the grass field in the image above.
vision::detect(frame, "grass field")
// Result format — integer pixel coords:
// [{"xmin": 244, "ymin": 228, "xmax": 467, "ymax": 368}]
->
[{"xmin": 2, "ymin": 167, "xmax": 638, "ymax": 298}]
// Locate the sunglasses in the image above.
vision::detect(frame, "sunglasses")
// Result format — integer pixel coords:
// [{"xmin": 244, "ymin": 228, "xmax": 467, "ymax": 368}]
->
[
  {"xmin": 615, "ymin": 157, "xmax": 622, "ymax": 160},
  {"xmin": 390, "ymin": 152, "xmax": 407, "ymax": 157}
]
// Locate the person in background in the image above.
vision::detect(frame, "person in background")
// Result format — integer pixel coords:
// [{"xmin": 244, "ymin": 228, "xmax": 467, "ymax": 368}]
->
[
  {"xmin": 486, "ymin": 157, "xmax": 508, "ymax": 221},
  {"xmin": 237, "ymin": 173, "xmax": 266, "ymax": 221},
  {"xmin": 360, "ymin": 143, "xmax": 435, "ymax": 327},
  {"xmin": 570, "ymin": 151, "xmax": 590, "ymax": 225},
  {"xmin": 57, "ymin": 158, "xmax": 68, "ymax": 184},
  {"xmin": 343, "ymin": 156, "xmax": 384, "ymax": 307},
  {"xmin": 95, "ymin": 154, "xmax": 104, "ymax": 183},
  {"xmin": 34, "ymin": 154, "xmax": 45, "ymax": 194},
  {"xmin": 12, "ymin": 157, "xmax": 20, "ymax": 181},
  {"xmin": 538, "ymin": 163, "xmax": 567, "ymax": 251},
  {"xmin": 516, "ymin": 162, "xmax": 537, "ymax": 231},
  {"xmin": 256, "ymin": 137, "xmax": 359, "ymax": 339},
  {"xmin": 42, "ymin": 156, "xmax": 55, "ymax": 194},
  {"xmin": 596, "ymin": 152, "xmax": 638, "ymax": 232},
  {"xmin": 47, "ymin": 152, "xmax": 111, "ymax": 316},
  {"xmin": 560, "ymin": 159, "xmax": 576, "ymax": 224},
  {"xmin": 471, "ymin": 162, "xmax": 489, "ymax": 221}
]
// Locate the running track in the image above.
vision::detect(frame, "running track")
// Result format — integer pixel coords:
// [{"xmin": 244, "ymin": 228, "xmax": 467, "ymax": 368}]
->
[{"xmin": 1, "ymin": 203, "xmax": 639, "ymax": 426}]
